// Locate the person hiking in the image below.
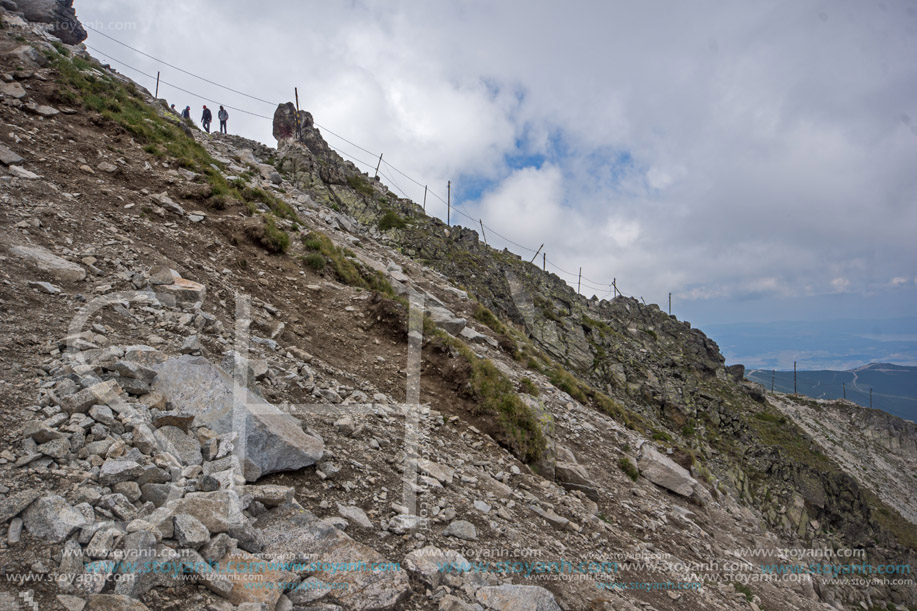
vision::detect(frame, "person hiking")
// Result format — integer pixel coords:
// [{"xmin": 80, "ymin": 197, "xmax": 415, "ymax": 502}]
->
[
  {"xmin": 218, "ymin": 106, "xmax": 229, "ymax": 134},
  {"xmin": 201, "ymin": 105, "xmax": 212, "ymax": 133},
  {"xmin": 181, "ymin": 106, "xmax": 191, "ymax": 120},
  {"xmin": 170, "ymin": 104, "xmax": 176, "ymax": 113}
]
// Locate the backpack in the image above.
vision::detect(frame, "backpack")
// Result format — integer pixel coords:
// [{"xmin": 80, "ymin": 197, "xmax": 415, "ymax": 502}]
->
[{"xmin": 218, "ymin": 109, "xmax": 228, "ymax": 121}]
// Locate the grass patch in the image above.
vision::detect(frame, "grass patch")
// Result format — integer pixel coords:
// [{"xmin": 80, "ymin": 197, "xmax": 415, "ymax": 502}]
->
[
  {"xmin": 519, "ymin": 377, "xmax": 540, "ymax": 397},
  {"xmin": 473, "ymin": 303, "xmax": 507, "ymax": 335},
  {"xmin": 441, "ymin": 332, "xmax": 546, "ymax": 463},
  {"xmin": 300, "ymin": 231, "xmax": 394, "ymax": 295},
  {"xmin": 302, "ymin": 253, "xmax": 325, "ymax": 271},
  {"xmin": 618, "ymin": 457, "xmax": 639, "ymax": 481},
  {"xmin": 246, "ymin": 214, "xmax": 289, "ymax": 254},
  {"xmin": 346, "ymin": 173, "xmax": 376, "ymax": 197},
  {"xmin": 378, "ymin": 210, "xmax": 408, "ymax": 231},
  {"xmin": 732, "ymin": 582, "xmax": 753, "ymax": 603}
]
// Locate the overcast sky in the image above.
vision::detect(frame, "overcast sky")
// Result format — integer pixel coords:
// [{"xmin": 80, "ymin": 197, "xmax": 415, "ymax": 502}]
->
[{"xmin": 78, "ymin": 1, "xmax": 917, "ymax": 329}]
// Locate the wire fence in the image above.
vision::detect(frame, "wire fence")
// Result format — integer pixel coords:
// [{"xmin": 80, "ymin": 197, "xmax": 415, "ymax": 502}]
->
[{"xmin": 83, "ymin": 25, "xmax": 656, "ymax": 305}]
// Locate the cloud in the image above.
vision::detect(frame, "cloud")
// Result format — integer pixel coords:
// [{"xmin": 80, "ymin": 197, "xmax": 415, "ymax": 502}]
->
[{"xmin": 78, "ymin": 0, "xmax": 917, "ymax": 322}]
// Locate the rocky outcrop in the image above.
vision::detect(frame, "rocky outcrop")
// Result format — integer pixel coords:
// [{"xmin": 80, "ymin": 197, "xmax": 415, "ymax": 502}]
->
[{"xmin": 7, "ymin": 0, "xmax": 86, "ymax": 44}]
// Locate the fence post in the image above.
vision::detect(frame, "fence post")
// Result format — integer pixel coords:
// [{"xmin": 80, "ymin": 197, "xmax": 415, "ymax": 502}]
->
[
  {"xmin": 155, "ymin": 71, "xmax": 160, "ymax": 98},
  {"xmin": 529, "ymin": 243, "xmax": 544, "ymax": 264},
  {"xmin": 577, "ymin": 267, "xmax": 582, "ymax": 295},
  {"xmin": 543, "ymin": 252, "xmax": 545, "ymax": 271},
  {"xmin": 794, "ymin": 361, "xmax": 797, "ymax": 395},
  {"xmin": 479, "ymin": 220, "xmax": 488, "ymax": 245},
  {"xmin": 668, "ymin": 292, "xmax": 672, "ymax": 315},
  {"xmin": 374, "ymin": 153, "xmax": 383, "ymax": 179},
  {"xmin": 447, "ymin": 181, "xmax": 451, "ymax": 226},
  {"xmin": 423, "ymin": 185, "xmax": 427, "ymax": 214}
]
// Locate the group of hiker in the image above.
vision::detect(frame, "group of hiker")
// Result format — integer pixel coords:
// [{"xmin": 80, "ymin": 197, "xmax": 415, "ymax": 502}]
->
[{"xmin": 169, "ymin": 103, "xmax": 230, "ymax": 134}]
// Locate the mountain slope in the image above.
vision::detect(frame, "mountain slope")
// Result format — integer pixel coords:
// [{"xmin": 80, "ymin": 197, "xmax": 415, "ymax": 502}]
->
[{"xmin": 0, "ymin": 6, "xmax": 914, "ymax": 611}]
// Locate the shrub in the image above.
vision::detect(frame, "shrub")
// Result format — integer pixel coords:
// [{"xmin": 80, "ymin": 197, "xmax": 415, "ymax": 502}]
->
[
  {"xmin": 303, "ymin": 253, "xmax": 325, "ymax": 271},
  {"xmin": 618, "ymin": 457, "xmax": 639, "ymax": 481},
  {"xmin": 378, "ymin": 211, "xmax": 408, "ymax": 231},
  {"xmin": 246, "ymin": 215, "xmax": 289, "ymax": 254},
  {"xmin": 473, "ymin": 303, "xmax": 507, "ymax": 335},
  {"xmin": 519, "ymin": 377, "xmax": 540, "ymax": 397}
]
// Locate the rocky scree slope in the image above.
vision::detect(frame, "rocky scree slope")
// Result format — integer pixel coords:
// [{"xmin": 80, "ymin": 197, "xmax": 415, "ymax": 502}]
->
[{"xmin": 0, "ymin": 7, "xmax": 914, "ymax": 611}]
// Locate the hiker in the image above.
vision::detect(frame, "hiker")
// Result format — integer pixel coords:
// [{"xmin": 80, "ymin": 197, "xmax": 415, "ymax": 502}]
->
[
  {"xmin": 201, "ymin": 105, "xmax": 212, "ymax": 133},
  {"xmin": 181, "ymin": 105, "xmax": 191, "ymax": 120},
  {"xmin": 170, "ymin": 104, "xmax": 176, "ymax": 113},
  {"xmin": 218, "ymin": 105, "xmax": 229, "ymax": 134}
]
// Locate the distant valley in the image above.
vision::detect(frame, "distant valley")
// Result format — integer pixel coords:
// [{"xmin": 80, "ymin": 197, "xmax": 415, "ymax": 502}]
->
[{"xmin": 746, "ymin": 362, "xmax": 917, "ymax": 422}]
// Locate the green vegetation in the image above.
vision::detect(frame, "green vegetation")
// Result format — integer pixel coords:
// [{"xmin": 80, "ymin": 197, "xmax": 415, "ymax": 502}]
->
[
  {"xmin": 473, "ymin": 303, "xmax": 508, "ymax": 336},
  {"xmin": 241, "ymin": 186, "xmax": 298, "ymax": 221},
  {"xmin": 302, "ymin": 253, "xmax": 325, "ymax": 272},
  {"xmin": 439, "ymin": 331, "xmax": 546, "ymax": 463},
  {"xmin": 519, "ymin": 377, "xmax": 540, "ymax": 397},
  {"xmin": 732, "ymin": 582, "xmax": 754, "ymax": 603},
  {"xmin": 618, "ymin": 457, "xmax": 639, "ymax": 481},
  {"xmin": 378, "ymin": 210, "xmax": 408, "ymax": 231},
  {"xmin": 300, "ymin": 231, "xmax": 393, "ymax": 295},
  {"xmin": 346, "ymin": 173, "xmax": 376, "ymax": 197},
  {"xmin": 651, "ymin": 429, "xmax": 672, "ymax": 442},
  {"xmin": 246, "ymin": 214, "xmax": 290, "ymax": 254}
]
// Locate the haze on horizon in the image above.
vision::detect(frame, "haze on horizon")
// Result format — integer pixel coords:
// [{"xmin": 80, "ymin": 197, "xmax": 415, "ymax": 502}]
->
[{"xmin": 80, "ymin": 1, "xmax": 917, "ymax": 345}]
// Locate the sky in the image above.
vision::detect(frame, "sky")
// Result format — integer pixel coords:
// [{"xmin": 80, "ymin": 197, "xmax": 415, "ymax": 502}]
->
[{"xmin": 77, "ymin": 1, "xmax": 917, "ymax": 341}]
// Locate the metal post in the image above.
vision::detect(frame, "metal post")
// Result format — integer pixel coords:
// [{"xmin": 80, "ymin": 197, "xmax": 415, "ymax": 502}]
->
[
  {"xmin": 155, "ymin": 71, "xmax": 160, "ymax": 98},
  {"xmin": 479, "ymin": 220, "xmax": 488, "ymax": 245},
  {"xmin": 668, "ymin": 292, "xmax": 672, "ymax": 315},
  {"xmin": 543, "ymin": 252, "xmax": 545, "ymax": 271},
  {"xmin": 374, "ymin": 153, "xmax": 383, "ymax": 179},
  {"xmin": 794, "ymin": 361, "xmax": 797, "ymax": 395},
  {"xmin": 613, "ymin": 278, "xmax": 618, "ymax": 297},
  {"xmin": 447, "ymin": 181, "xmax": 451, "ymax": 226},
  {"xmin": 577, "ymin": 267, "xmax": 582, "ymax": 295},
  {"xmin": 423, "ymin": 185, "xmax": 427, "ymax": 214}
]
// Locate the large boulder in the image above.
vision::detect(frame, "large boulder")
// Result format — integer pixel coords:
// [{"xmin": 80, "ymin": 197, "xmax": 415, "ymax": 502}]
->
[
  {"xmin": 152, "ymin": 355, "xmax": 323, "ymax": 481},
  {"xmin": 8, "ymin": 0, "xmax": 87, "ymax": 44},
  {"xmin": 255, "ymin": 503, "xmax": 410, "ymax": 610},
  {"xmin": 636, "ymin": 442, "xmax": 698, "ymax": 497},
  {"xmin": 9, "ymin": 244, "xmax": 86, "ymax": 282}
]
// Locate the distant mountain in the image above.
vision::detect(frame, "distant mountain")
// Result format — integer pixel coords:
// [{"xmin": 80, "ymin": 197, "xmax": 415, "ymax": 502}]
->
[{"xmin": 746, "ymin": 363, "xmax": 917, "ymax": 422}]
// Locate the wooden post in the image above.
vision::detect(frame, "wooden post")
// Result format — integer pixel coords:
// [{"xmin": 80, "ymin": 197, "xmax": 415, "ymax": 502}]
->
[
  {"xmin": 479, "ymin": 220, "xmax": 488, "ymax": 245},
  {"xmin": 543, "ymin": 252, "xmax": 545, "ymax": 271},
  {"xmin": 447, "ymin": 181, "xmax": 451, "ymax": 226},
  {"xmin": 374, "ymin": 153, "xmax": 383, "ymax": 179},
  {"xmin": 668, "ymin": 292, "xmax": 672, "ymax": 315},
  {"xmin": 423, "ymin": 185, "xmax": 427, "ymax": 214},
  {"xmin": 529, "ymin": 243, "xmax": 544, "ymax": 264},
  {"xmin": 155, "ymin": 71, "xmax": 160, "ymax": 98},
  {"xmin": 294, "ymin": 88, "xmax": 301, "ymax": 138},
  {"xmin": 794, "ymin": 361, "xmax": 797, "ymax": 395},
  {"xmin": 577, "ymin": 267, "xmax": 582, "ymax": 295},
  {"xmin": 613, "ymin": 278, "xmax": 618, "ymax": 297}
]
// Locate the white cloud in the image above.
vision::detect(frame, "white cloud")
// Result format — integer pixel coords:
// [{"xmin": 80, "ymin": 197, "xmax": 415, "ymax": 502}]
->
[{"xmin": 78, "ymin": 0, "xmax": 917, "ymax": 321}]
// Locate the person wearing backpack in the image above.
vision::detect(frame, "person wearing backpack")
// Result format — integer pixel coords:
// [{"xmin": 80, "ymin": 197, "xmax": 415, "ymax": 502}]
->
[
  {"xmin": 201, "ymin": 105, "xmax": 212, "ymax": 133},
  {"xmin": 218, "ymin": 106, "xmax": 229, "ymax": 134},
  {"xmin": 181, "ymin": 106, "xmax": 191, "ymax": 120}
]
